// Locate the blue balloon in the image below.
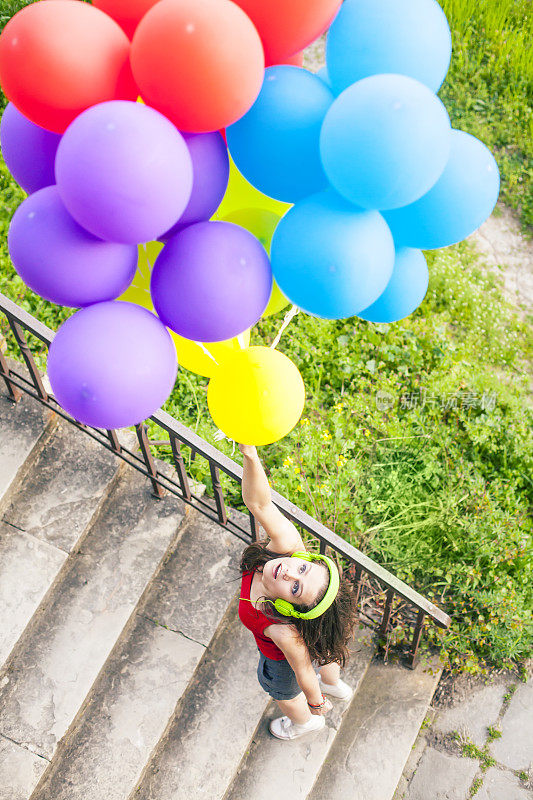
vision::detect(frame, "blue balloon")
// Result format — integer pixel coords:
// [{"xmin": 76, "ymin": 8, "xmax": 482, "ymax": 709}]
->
[
  {"xmin": 357, "ymin": 248, "xmax": 429, "ymax": 323},
  {"xmin": 326, "ymin": 0, "xmax": 451, "ymax": 96},
  {"xmin": 316, "ymin": 66, "xmax": 332, "ymax": 91},
  {"xmin": 270, "ymin": 190, "xmax": 395, "ymax": 319},
  {"xmin": 320, "ymin": 74, "xmax": 451, "ymax": 210},
  {"xmin": 226, "ymin": 66, "xmax": 334, "ymax": 203},
  {"xmin": 384, "ymin": 131, "xmax": 500, "ymax": 250}
]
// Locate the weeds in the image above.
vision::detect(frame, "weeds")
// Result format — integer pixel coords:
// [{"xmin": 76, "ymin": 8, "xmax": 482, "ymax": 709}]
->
[
  {"xmin": 486, "ymin": 726, "xmax": 502, "ymax": 742},
  {"xmin": 453, "ymin": 732, "xmax": 497, "ymax": 770}
]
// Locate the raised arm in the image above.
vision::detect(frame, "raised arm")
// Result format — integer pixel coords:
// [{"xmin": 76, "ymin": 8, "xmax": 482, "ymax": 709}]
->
[{"xmin": 239, "ymin": 444, "xmax": 305, "ymax": 554}]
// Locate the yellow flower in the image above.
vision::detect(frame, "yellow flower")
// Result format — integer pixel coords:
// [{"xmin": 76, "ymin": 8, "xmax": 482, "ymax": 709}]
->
[
  {"xmin": 283, "ymin": 456, "xmax": 294, "ymax": 467},
  {"xmin": 300, "ymin": 418, "xmax": 310, "ymax": 426},
  {"xmin": 297, "ymin": 485, "xmax": 305, "ymax": 492},
  {"xmin": 293, "ymin": 466, "xmax": 301, "ymax": 474},
  {"xmin": 321, "ymin": 430, "xmax": 331, "ymax": 441}
]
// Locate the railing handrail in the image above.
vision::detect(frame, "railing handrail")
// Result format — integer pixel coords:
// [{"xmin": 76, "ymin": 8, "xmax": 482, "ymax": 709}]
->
[
  {"xmin": 155, "ymin": 406, "xmax": 450, "ymax": 627},
  {"xmin": 0, "ymin": 290, "xmax": 451, "ymax": 662}
]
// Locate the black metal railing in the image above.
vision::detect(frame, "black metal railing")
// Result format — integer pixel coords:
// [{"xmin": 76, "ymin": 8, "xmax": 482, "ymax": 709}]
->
[{"xmin": 0, "ymin": 291, "xmax": 451, "ymax": 666}]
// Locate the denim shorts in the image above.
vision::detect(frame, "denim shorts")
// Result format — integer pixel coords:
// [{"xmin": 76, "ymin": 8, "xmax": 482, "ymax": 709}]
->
[{"xmin": 257, "ymin": 652, "xmax": 302, "ymax": 701}]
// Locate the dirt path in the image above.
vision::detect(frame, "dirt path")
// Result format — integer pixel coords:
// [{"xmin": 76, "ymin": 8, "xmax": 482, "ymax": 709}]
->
[{"xmin": 469, "ymin": 206, "xmax": 533, "ymax": 318}]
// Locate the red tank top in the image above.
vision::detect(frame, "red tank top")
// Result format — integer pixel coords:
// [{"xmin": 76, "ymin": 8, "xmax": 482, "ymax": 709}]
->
[{"xmin": 238, "ymin": 570, "xmax": 286, "ymax": 661}]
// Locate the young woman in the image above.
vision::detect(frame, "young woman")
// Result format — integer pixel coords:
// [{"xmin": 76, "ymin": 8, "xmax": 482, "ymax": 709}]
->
[{"xmin": 238, "ymin": 443, "xmax": 359, "ymax": 740}]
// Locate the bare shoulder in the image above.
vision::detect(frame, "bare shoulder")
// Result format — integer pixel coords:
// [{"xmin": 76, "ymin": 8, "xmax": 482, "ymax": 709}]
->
[{"xmin": 264, "ymin": 622, "xmax": 302, "ymax": 649}]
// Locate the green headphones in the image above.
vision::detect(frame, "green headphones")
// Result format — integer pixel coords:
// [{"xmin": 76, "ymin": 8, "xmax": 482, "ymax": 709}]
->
[{"xmin": 271, "ymin": 551, "xmax": 340, "ymax": 620}]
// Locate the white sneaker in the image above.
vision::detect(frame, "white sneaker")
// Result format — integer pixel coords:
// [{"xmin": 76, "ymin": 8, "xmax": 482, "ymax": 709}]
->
[
  {"xmin": 269, "ymin": 714, "xmax": 325, "ymax": 740},
  {"xmin": 318, "ymin": 676, "xmax": 354, "ymax": 702}
]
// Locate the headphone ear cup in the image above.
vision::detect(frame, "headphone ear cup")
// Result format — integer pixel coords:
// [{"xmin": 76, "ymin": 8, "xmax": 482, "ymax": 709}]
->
[{"xmin": 274, "ymin": 598, "xmax": 296, "ymax": 617}]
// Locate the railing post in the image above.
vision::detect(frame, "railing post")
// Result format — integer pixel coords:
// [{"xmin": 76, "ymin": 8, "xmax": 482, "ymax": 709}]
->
[
  {"xmin": 8, "ymin": 318, "xmax": 48, "ymax": 401},
  {"xmin": 352, "ymin": 565, "xmax": 364, "ymax": 608},
  {"xmin": 170, "ymin": 436, "xmax": 192, "ymax": 501},
  {"xmin": 408, "ymin": 610, "xmax": 426, "ymax": 669},
  {"xmin": 0, "ymin": 347, "xmax": 22, "ymax": 402},
  {"xmin": 249, "ymin": 511, "xmax": 259, "ymax": 542},
  {"xmin": 209, "ymin": 463, "xmax": 227, "ymax": 525},
  {"xmin": 106, "ymin": 429, "xmax": 121, "ymax": 454},
  {"xmin": 135, "ymin": 423, "xmax": 164, "ymax": 498},
  {"xmin": 379, "ymin": 588, "xmax": 395, "ymax": 637}
]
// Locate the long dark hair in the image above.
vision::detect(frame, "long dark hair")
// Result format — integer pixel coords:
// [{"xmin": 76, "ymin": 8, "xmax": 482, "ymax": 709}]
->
[{"xmin": 241, "ymin": 541, "xmax": 359, "ymax": 667}]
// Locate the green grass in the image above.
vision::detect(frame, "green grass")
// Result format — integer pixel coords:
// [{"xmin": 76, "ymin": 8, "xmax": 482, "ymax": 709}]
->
[{"xmin": 439, "ymin": 0, "xmax": 533, "ymax": 228}]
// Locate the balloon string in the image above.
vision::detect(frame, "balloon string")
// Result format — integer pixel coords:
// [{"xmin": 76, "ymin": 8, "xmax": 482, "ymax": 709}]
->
[
  {"xmin": 270, "ymin": 305, "xmax": 299, "ymax": 349},
  {"xmin": 193, "ymin": 341, "xmax": 219, "ymax": 364},
  {"xmin": 213, "ymin": 428, "xmax": 236, "ymax": 454}
]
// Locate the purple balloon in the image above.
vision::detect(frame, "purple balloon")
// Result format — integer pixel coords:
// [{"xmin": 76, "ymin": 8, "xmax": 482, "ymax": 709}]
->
[
  {"xmin": 47, "ymin": 301, "xmax": 177, "ymax": 429},
  {"xmin": 160, "ymin": 131, "xmax": 229, "ymax": 241},
  {"xmin": 0, "ymin": 103, "xmax": 61, "ymax": 194},
  {"xmin": 55, "ymin": 101, "xmax": 193, "ymax": 243},
  {"xmin": 151, "ymin": 221, "xmax": 272, "ymax": 342},
  {"xmin": 8, "ymin": 186, "xmax": 138, "ymax": 307}
]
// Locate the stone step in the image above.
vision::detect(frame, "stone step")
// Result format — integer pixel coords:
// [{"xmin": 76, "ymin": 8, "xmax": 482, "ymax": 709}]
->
[
  {"xmin": 223, "ymin": 626, "xmax": 375, "ymax": 800},
  {"xmin": 28, "ymin": 507, "xmax": 245, "ymax": 800},
  {"xmin": 0, "ymin": 388, "xmax": 56, "ymax": 517},
  {"xmin": 131, "ymin": 601, "xmax": 269, "ymax": 800},
  {"xmin": 0, "ymin": 421, "xmax": 124, "ymax": 667},
  {"xmin": 308, "ymin": 659, "xmax": 442, "ymax": 800},
  {"xmin": 0, "ymin": 464, "xmax": 187, "ymax": 798}
]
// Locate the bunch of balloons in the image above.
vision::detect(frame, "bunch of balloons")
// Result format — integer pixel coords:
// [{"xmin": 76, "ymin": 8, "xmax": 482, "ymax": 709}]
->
[{"xmin": 0, "ymin": 0, "xmax": 500, "ymax": 445}]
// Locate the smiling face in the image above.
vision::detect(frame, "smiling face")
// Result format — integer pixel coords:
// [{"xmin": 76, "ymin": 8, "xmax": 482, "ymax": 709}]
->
[{"xmin": 261, "ymin": 556, "xmax": 329, "ymax": 609}]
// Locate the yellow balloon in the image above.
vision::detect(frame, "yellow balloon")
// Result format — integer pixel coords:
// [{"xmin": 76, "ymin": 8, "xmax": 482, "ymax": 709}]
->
[
  {"xmin": 220, "ymin": 208, "xmax": 290, "ymax": 318},
  {"xmin": 118, "ymin": 241, "xmax": 163, "ymax": 307},
  {"xmin": 170, "ymin": 329, "xmax": 251, "ymax": 378},
  {"xmin": 207, "ymin": 346, "xmax": 305, "ymax": 445},
  {"xmin": 263, "ymin": 281, "xmax": 290, "ymax": 317},
  {"xmin": 119, "ymin": 285, "xmax": 153, "ymax": 311},
  {"xmin": 214, "ymin": 156, "xmax": 291, "ymax": 220}
]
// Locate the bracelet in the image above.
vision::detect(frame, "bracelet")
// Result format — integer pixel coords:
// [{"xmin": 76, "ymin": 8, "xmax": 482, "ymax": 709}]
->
[{"xmin": 307, "ymin": 694, "xmax": 326, "ymax": 709}]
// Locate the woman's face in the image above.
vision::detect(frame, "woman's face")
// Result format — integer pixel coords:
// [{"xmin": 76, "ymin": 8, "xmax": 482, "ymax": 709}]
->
[{"xmin": 262, "ymin": 556, "xmax": 329, "ymax": 608}]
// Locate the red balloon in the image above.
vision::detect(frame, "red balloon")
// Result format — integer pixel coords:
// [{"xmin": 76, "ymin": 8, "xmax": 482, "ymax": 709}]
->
[
  {"xmin": 131, "ymin": 0, "xmax": 265, "ymax": 133},
  {"xmin": 0, "ymin": 1, "xmax": 136, "ymax": 134},
  {"xmin": 233, "ymin": 0, "xmax": 342, "ymax": 64},
  {"xmin": 268, "ymin": 51, "xmax": 305, "ymax": 68},
  {"xmin": 92, "ymin": 0, "xmax": 160, "ymax": 39}
]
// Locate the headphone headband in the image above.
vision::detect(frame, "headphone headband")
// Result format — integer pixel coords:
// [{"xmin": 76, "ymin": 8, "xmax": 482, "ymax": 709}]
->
[{"xmin": 273, "ymin": 551, "xmax": 340, "ymax": 620}]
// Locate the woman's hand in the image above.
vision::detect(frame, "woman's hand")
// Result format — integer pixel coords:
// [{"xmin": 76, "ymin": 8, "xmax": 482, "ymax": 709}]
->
[
  {"xmin": 238, "ymin": 443, "xmax": 257, "ymax": 458},
  {"xmin": 308, "ymin": 697, "xmax": 333, "ymax": 716}
]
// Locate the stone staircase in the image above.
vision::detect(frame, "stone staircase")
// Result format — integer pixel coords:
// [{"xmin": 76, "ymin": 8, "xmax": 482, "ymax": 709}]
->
[{"xmin": 0, "ymin": 383, "xmax": 442, "ymax": 800}]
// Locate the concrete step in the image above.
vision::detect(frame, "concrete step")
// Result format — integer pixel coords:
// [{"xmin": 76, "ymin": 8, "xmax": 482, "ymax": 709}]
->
[
  {"xmin": 131, "ymin": 601, "xmax": 269, "ymax": 800},
  {"xmin": 0, "ymin": 389, "xmax": 56, "ymax": 517},
  {"xmin": 28, "ymin": 507, "xmax": 245, "ymax": 800},
  {"xmin": 223, "ymin": 626, "xmax": 375, "ymax": 800},
  {"xmin": 0, "ymin": 464, "xmax": 187, "ymax": 797},
  {"xmin": 308, "ymin": 659, "xmax": 442, "ymax": 800},
  {"xmin": 0, "ymin": 421, "xmax": 124, "ymax": 667}
]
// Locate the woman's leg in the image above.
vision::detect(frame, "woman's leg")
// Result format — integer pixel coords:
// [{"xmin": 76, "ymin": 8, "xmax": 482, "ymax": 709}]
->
[
  {"xmin": 319, "ymin": 662, "xmax": 340, "ymax": 685},
  {"xmin": 275, "ymin": 692, "xmax": 311, "ymax": 725}
]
